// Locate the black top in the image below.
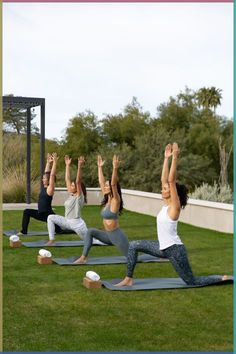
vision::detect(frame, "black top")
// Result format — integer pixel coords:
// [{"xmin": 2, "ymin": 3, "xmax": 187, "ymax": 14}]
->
[{"xmin": 38, "ymin": 187, "xmax": 53, "ymax": 213}]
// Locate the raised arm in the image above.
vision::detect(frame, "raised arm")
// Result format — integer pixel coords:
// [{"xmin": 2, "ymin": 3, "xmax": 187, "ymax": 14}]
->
[
  {"xmin": 76, "ymin": 156, "xmax": 85, "ymax": 196},
  {"xmin": 168, "ymin": 143, "xmax": 181, "ymax": 219},
  {"xmin": 64, "ymin": 155, "xmax": 72, "ymax": 191},
  {"xmin": 45, "ymin": 153, "xmax": 53, "ymax": 173},
  {"xmin": 161, "ymin": 144, "xmax": 172, "ymax": 186},
  {"xmin": 97, "ymin": 155, "xmax": 106, "ymax": 194},
  {"xmin": 111, "ymin": 154, "xmax": 121, "ymax": 201},
  {"xmin": 47, "ymin": 152, "xmax": 59, "ymax": 196}
]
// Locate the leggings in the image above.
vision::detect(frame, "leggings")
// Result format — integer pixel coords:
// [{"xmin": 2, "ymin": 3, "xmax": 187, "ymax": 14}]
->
[
  {"xmin": 82, "ymin": 227, "xmax": 130, "ymax": 257},
  {"xmin": 127, "ymin": 240, "xmax": 222, "ymax": 285},
  {"xmin": 47, "ymin": 214, "xmax": 88, "ymax": 240},
  {"xmin": 20, "ymin": 209, "xmax": 62, "ymax": 234}
]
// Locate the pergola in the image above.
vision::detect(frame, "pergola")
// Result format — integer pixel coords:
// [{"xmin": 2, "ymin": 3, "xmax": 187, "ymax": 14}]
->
[{"xmin": 3, "ymin": 96, "xmax": 45, "ymax": 204}]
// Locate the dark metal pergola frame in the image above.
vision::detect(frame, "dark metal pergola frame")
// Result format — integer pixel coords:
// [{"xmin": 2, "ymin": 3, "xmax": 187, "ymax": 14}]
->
[{"xmin": 3, "ymin": 96, "xmax": 45, "ymax": 204}]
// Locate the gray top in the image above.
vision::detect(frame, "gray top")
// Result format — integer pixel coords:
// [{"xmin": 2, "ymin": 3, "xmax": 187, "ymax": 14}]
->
[
  {"xmin": 101, "ymin": 204, "xmax": 119, "ymax": 220},
  {"xmin": 64, "ymin": 194, "xmax": 84, "ymax": 219}
]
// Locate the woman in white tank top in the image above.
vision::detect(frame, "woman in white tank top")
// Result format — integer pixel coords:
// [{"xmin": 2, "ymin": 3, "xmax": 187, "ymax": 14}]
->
[{"xmin": 116, "ymin": 143, "xmax": 229, "ymax": 287}]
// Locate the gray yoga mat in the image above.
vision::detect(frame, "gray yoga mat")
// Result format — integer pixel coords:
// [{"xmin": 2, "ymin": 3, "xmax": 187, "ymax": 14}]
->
[
  {"xmin": 53, "ymin": 254, "xmax": 169, "ymax": 266},
  {"xmin": 4, "ymin": 230, "xmax": 49, "ymax": 237},
  {"xmin": 3, "ymin": 229, "xmax": 76, "ymax": 237},
  {"xmin": 22, "ymin": 240, "xmax": 107, "ymax": 247},
  {"xmin": 102, "ymin": 276, "xmax": 234, "ymax": 291}
]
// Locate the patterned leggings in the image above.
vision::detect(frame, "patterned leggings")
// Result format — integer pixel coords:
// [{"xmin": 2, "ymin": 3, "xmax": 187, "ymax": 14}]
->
[
  {"xmin": 127, "ymin": 240, "xmax": 222, "ymax": 285},
  {"xmin": 82, "ymin": 227, "xmax": 130, "ymax": 257}
]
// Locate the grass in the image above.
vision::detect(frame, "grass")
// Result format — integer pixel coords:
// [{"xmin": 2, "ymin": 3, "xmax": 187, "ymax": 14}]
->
[{"xmin": 3, "ymin": 206, "xmax": 233, "ymax": 352}]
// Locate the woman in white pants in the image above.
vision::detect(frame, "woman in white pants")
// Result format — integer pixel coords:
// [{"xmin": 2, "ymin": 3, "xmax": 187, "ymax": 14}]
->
[{"xmin": 46, "ymin": 155, "xmax": 88, "ymax": 245}]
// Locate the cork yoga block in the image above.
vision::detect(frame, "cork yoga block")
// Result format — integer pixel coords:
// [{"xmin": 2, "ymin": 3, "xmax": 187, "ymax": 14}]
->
[
  {"xmin": 10, "ymin": 240, "xmax": 22, "ymax": 248},
  {"xmin": 37, "ymin": 255, "xmax": 53, "ymax": 265},
  {"xmin": 83, "ymin": 277, "xmax": 102, "ymax": 289}
]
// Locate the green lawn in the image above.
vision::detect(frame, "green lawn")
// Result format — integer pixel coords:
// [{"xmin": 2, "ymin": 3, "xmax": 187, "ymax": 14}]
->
[{"xmin": 3, "ymin": 206, "xmax": 233, "ymax": 352}]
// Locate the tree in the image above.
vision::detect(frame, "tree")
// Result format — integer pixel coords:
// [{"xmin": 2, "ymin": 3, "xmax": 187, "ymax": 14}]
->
[
  {"xmin": 218, "ymin": 138, "xmax": 232, "ymax": 187},
  {"xmin": 3, "ymin": 95, "xmax": 39, "ymax": 135},
  {"xmin": 102, "ymin": 97, "xmax": 150, "ymax": 147},
  {"xmin": 62, "ymin": 110, "xmax": 102, "ymax": 158},
  {"xmin": 155, "ymin": 88, "xmax": 198, "ymax": 134},
  {"xmin": 3, "ymin": 107, "xmax": 39, "ymax": 135},
  {"xmin": 196, "ymin": 87, "xmax": 222, "ymax": 112},
  {"xmin": 131, "ymin": 125, "xmax": 216, "ymax": 192}
]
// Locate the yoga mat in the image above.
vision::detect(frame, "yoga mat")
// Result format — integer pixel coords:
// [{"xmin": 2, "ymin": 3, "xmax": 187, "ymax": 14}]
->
[
  {"xmin": 3, "ymin": 229, "xmax": 77, "ymax": 237},
  {"xmin": 102, "ymin": 276, "xmax": 234, "ymax": 291},
  {"xmin": 4, "ymin": 230, "xmax": 49, "ymax": 237},
  {"xmin": 22, "ymin": 240, "xmax": 107, "ymax": 247},
  {"xmin": 53, "ymin": 254, "xmax": 169, "ymax": 266}
]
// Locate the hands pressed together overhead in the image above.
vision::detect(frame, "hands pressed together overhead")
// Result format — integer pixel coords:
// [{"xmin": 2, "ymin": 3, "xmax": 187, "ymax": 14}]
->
[
  {"xmin": 78, "ymin": 156, "xmax": 85, "ymax": 167},
  {"xmin": 164, "ymin": 143, "xmax": 180, "ymax": 159},
  {"xmin": 112, "ymin": 154, "xmax": 121, "ymax": 169},
  {"xmin": 97, "ymin": 154, "xmax": 105, "ymax": 167},
  {"xmin": 47, "ymin": 152, "xmax": 59, "ymax": 163}
]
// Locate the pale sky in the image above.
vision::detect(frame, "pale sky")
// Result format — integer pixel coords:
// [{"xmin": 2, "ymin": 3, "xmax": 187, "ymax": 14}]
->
[{"xmin": 3, "ymin": 3, "xmax": 233, "ymax": 140}]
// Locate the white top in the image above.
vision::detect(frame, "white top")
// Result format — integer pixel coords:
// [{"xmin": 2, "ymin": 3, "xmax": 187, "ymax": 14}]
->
[
  {"xmin": 156, "ymin": 205, "xmax": 183, "ymax": 250},
  {"xmin": 64, "ymin": 194, "xmax": 84, "ymax": 219}
]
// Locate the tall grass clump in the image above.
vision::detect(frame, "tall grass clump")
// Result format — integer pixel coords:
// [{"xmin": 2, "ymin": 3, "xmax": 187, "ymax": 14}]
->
[
  {"xmin": 3, "ymin": 134, "xmax": 26, "ymax": 169},
  {"xmin": 3, "ymin": 134, "xmax": 40, "ymax": 202},
  {"xmin": 3, "ymin": 164, "xmax": 39, "ymax": 202},
  {"xmin": 190, "ymin": 182, "xmax": 233, "ymax": 204}
]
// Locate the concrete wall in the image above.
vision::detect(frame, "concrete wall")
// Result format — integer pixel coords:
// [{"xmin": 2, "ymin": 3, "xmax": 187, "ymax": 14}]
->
[
  {"xmin": 3, "ymin": 188, "xmax": 233, "ymax": 234},
  {"xmin": 52, "ymin": 187, "xmax": 103, "ymax": 206},
  {"xmin": 52, "ymin": 187, "xmax": 233, "ymax": 234}
]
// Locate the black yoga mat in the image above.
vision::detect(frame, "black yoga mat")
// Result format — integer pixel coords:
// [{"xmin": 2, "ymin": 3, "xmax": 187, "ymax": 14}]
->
[
  {"xmin": 22, "ymin": 240, "xmax": 107, "ymax": 247},
  {"xmin": 102, "ymin": 276, "xmax": 234, "ymax": 291},
  {"xmin": 53, "ymin": 254, "xmax": 169, "ymax": 266},
  {"xmin": 3, "ymin": 229, "xmax": 77, "ymax": 237}
]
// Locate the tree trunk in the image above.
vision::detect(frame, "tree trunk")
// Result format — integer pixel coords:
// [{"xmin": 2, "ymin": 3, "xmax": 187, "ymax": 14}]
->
[{"xmin": 218, "ymin": 138, "xmax": 232, "ymax": 187}]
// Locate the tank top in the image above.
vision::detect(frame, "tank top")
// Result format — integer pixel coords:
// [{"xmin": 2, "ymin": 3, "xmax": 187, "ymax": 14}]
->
[
  {"xmin": 38, "ymin": 188, "xmax": 53, "ymax": 213},
  {"xmin": 156, "ymin": 205, "xmax": 183, "ymax": 250},
  {"xmin": 101, "ymin": 204, "xmax": 119, "ymax": 220},
  {"xmin": 64, "ymin": 194, "xmax": 84, "ymax": 219}
]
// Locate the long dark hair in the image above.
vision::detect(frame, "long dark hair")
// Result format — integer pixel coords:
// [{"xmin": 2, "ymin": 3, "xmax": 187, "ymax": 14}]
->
[
  {"xmin": 81, "ymin": 182, "xmax": 87, "ymax": 204},
  {"xmin": 72, "ymin": 179, "xmax": 87, "ymax": 203},
  {"xmin": 176, "ymin": 183, "xmax": 189, "ymax": 209},
  {"xmin": 101, "ymin": 180, "xmax": 123, "ymax": 214}
]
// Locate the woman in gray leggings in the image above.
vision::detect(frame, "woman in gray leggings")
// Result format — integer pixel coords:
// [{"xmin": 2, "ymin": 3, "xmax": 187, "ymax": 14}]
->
[
  {"xmin": 74, "ymin": 154, "xmax": 129, "ymax": 263},
  {"xmin": 116, "ymin": 143, "xmax": 229, "ymax": 286}
]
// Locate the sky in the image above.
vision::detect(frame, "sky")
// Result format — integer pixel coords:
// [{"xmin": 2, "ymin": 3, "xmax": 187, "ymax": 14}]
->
[{"xmin": 3, "ymin": 3, "xmax": 233, "ymax": 140}]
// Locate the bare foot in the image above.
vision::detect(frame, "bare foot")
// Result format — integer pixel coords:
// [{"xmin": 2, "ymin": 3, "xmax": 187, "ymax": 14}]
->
[
  {"xmin": 115, "ymin": 277, "xmax": 134, "ymax": 287},
  {"xmin": 73, "ymin": 255, "xmax": 87, "ymax": 264},
  {"xmin": 17, "ymin": 232, "xmax": 26, "ymax": 236},
  {"xmin": 222, "ymin": 275, "xmax": 229, "ymax": 281},
  {"xmin": 45, "ymin": 240, "xmax": 56, "ymax": 246}
]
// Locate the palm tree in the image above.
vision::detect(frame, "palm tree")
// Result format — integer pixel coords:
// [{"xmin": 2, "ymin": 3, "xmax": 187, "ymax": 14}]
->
[
  {"xmin": 196, "ymin": 87, "xmax": 222, "ymax": 112},
  {"xmin": 209, "ymin": 87, "xmax": 222, "ymax": 112}
]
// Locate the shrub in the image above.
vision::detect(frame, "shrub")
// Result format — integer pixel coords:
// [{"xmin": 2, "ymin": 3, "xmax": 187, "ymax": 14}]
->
[
  {"xmin": 190, "ymin": 182, "xmax": 233, "ymax": 204},
  {"xmin": 3, "ymin": 164, "xmax": 39, "ymax": 203},
  {"xmin": 3, "ymin": 134, "xmax": 26, "ymax": 170}
]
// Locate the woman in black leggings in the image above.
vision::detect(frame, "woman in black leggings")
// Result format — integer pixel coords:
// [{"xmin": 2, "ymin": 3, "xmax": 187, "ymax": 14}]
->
[
  {"xmin": 18, "ymin": 153, "xmax": 62, "ymax": 235},
  {"xmin": 116, "ymin": 143, "xmax": 229, "ymax": 286}
]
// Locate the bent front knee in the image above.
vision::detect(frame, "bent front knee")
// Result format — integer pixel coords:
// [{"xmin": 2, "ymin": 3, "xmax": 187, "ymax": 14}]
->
[
  {"xmin": 129, "ymin": 240, "xmax": 141, "ymax": 250},
  {"xmin": 86, "ymin": 228, "xmax": 98, "ymax": 237},
  {"xmin": 47, "ymin": 215, "xmax": 55, "ymax": 222}
]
